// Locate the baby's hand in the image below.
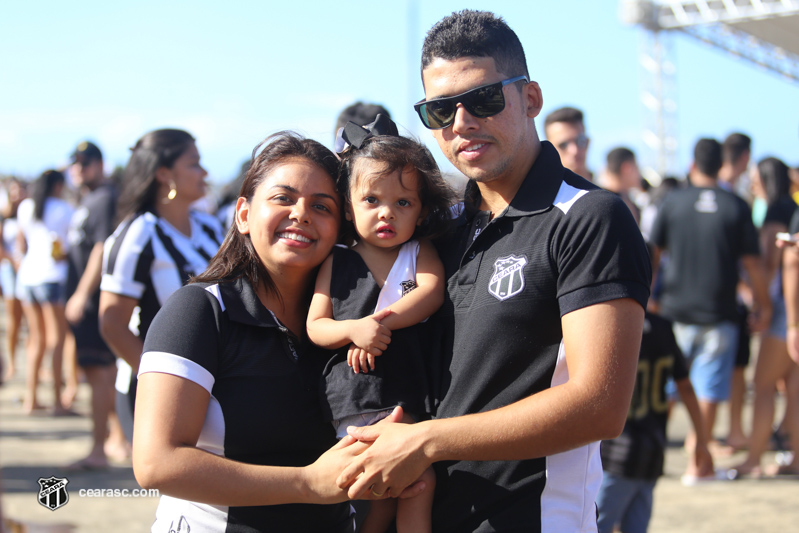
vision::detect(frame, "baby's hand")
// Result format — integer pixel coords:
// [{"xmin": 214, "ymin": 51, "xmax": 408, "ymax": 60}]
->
[
  {"xmin": 348, "ymin": 345, "xmax": 375, "ymax": 374},
  {"xmin": 348, "ymin": 310, "xmax": 392, "ymax": 373}
]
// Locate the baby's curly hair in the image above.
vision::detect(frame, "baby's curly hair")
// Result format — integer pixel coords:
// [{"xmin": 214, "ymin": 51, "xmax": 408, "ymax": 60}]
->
[{"xmin": 338, "ymin": 135, "xmax": 455, "ymax": 244}]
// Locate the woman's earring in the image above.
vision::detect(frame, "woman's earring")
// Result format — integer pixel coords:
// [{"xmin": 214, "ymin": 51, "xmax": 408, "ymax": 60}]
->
[{"xmin": 166, "ymin": 181, "xmax": 177, "ymax": 202}]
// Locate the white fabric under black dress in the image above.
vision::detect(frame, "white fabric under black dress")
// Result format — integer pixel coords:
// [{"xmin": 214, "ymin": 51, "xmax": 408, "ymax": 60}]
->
[
  {"xmin": 321, "ymin": 242, "xmax": 432, "ymax": 423},
  {"xmin": 139, "ymin": 278, "xmax": 352, "ymax": 533}
]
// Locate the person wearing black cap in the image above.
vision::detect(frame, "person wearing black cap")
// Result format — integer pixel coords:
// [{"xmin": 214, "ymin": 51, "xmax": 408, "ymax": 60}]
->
[
  {"xmin": 65, "ymin": 141, "xmax": 128, "ymax": 470},
  {"xmin": 337, "ymin": 10, "xmax": 651, "ymax": 532}
]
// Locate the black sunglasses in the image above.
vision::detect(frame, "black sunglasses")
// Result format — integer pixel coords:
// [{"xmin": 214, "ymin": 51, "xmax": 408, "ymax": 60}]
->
[{"xmin": 414, "ymin": 75, "xmax": 528, "ymax": 130}]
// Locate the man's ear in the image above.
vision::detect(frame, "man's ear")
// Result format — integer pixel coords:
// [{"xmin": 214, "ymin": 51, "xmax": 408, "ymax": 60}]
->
[
  {"xmin": 524, "ymin": 80, "xmax": 543, "ymax": 119},
  {"xmin": 235, "ymin": 197, "xmax": 250, "ymax": 234}
]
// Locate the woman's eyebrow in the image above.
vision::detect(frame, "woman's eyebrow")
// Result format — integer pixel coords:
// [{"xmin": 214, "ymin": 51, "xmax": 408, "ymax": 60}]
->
[{"xmin": 270, "ymin": 184, "xmax": 338, "ymax": 202}]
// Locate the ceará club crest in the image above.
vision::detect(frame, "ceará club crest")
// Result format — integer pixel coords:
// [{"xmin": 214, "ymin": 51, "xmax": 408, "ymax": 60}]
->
[{"xmin": 488, "ymin": 255, "xmax": 527, "ymax": 301}]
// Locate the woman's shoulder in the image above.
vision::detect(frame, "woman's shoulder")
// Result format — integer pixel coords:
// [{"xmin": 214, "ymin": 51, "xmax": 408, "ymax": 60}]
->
[{"xmin": 156, "ymin": 282, "xmax": 229, "ymax": 330}]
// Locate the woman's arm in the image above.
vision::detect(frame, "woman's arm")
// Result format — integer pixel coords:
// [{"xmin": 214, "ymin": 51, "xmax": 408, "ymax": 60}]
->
[
  {"xmin": 134, "ymin": 372, "xmax": 397, "ymax": 505},
  {"xmin": 98, "ymin": 291, "xmax": 143, "ymax": 372},
  {"xmin": 378, "ymin": 239, "xmax": 444, "ymax": 331},
  {"xmin": 307, "ymin": 254, "xmax": 391, "ymax": 353}
]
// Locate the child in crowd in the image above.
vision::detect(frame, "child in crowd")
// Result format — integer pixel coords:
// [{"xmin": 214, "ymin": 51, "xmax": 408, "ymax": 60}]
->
[
  {"xmin": 307, "ymin": 115, "xmax": 453, "ymax": 533},
  {"xmin": 597, "ymin": 308, "xmax": 715, "ymax": 533}
]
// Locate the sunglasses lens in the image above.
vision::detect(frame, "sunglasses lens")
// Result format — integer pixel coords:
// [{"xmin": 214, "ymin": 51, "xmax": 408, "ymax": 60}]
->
[
  {"xmin": 420, "ymin": 100, "xmax": 456, "ymax": 129},
  {"xmin": 462, "ymin": 84, "xmax": 505, "ymax": 118}
]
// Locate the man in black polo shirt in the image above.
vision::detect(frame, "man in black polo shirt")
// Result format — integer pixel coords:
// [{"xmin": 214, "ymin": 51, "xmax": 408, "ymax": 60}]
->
[
  {"xmin": 339, "ymin": 10, "xmax": 651, "ymax": 532},
  {"xmin": 650, "ymin": 138, "xmax": 770, "ymax": 458}
]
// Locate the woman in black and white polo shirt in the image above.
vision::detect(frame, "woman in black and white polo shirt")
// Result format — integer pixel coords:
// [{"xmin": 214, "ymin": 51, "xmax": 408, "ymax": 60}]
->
[
  {"xmin": 99, "ymin": 129, "xmax": 224, "ymax": 439},
  {"xmin": 131, "ymin": 133, "xmax": 400, "ymax": 532}
]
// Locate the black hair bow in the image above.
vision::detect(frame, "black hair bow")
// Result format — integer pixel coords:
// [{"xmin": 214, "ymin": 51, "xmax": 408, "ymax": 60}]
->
[{"xmin": 335, "ymin": 114, "xmax": 399, "ymax": 154}]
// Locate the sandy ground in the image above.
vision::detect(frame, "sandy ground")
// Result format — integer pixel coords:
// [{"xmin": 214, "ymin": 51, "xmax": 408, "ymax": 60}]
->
[{"xmin": 0, "ymin": 353, "xmax": 797, "ymax": 531}]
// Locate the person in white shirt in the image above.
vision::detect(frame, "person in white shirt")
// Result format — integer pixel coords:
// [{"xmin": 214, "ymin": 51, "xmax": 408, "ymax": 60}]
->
[{"xmin": 16, "ymin": 169, "xmax": 75, "ymax": 415}]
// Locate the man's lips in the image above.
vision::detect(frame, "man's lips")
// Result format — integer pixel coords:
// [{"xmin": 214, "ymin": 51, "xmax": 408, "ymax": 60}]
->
[{"xmin": 457, "ymin": 141, "xmax": 489, "ymax": 160}]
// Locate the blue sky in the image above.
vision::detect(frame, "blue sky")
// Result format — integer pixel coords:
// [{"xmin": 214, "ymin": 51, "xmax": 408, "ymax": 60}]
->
[{"xmin": 1, "ymin": 1, "xmax": 797, "ymax": 187}]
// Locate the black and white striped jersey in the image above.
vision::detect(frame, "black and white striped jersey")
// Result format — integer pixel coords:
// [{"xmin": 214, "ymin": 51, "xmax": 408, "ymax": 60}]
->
[{"xmin": 101, "ymin": 209, "xmax": 224, "ymax": 341}]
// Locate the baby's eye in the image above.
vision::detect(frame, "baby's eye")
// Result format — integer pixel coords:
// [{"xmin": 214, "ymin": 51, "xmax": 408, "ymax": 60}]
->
[
  {"xmin": 397, "ymin": 199, "xmax": 411, "ymax": 207},
  {"xmin": 364, "ymin": 197, "xmax": 377, "ymax": 205}
]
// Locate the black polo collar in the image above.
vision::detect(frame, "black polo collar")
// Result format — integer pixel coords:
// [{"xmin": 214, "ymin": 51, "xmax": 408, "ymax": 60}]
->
[
  {"xmin": 217, "ymin": 276, "xmax": 280, "ymax": 329},
  {"xmin": 461, "ymin": 141, "xmax": 568, "ymax": 221}
]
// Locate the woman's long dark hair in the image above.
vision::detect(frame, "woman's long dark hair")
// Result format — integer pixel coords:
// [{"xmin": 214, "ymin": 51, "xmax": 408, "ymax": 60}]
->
[
  {"xmin": 192, "ymin": 132, "xmax": 340, "ymax": 298},
  {"xmin": 116, "ymin": 129, "xmax": 196, "ymax": 224},
  {"xmin": 31, "ymin": 170, "xmax": 65, "ymax": 220},
  {"xmin": 758, "ymin": 157, "xmax": 792, "ymax": 207}
]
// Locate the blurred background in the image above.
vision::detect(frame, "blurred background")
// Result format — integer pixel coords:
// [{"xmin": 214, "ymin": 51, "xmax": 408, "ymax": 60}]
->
[{"xmin": 1, "ymin": 0, "xmax": 797, "ymax": 189}]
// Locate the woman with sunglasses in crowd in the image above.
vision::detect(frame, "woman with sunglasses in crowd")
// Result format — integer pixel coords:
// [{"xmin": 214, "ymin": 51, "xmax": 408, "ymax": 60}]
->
[
  {"xmin": 15, "ymin": 169, "xmax": 75, "ymax": 415},
  {"xmin": 99, "ymin": 129, "xmax": 225, "ymax": 440},
  {"xmin": 131, "ymin": 132, "xmax": 409, "ymax": 532}
]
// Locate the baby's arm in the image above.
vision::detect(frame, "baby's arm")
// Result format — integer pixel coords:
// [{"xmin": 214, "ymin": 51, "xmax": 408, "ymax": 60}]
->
[
  {"xmin": 307, "ymin": 254, "xmax": 392, "ymax": 354},
  {"xmin": 379, "ymin": 239, "xmax": 445, "ymax": 331}
]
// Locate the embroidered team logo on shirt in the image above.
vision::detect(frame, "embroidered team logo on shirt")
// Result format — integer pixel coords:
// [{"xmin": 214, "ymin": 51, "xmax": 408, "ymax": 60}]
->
[
  {"xmin": 488, "ymin": 255, "xmax": 527, "ymax": 301},
  {"xmin": 400, "ymin": 280, "xmax": 417, "ymax": 296}
]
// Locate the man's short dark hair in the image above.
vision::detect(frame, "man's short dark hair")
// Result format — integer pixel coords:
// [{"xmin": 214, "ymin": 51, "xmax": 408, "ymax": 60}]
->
[
  {"xmin": 722, "ymin": 132, "xmax": 751, "ymax": 164},
  {"xmin": 606, "ymin": 147, "xmax": 636, "ymax": 175},
  {"xmin": 421, "ymin": 10, "xmax": 529, "ymax": 81},
  {"xmin": 335, "ymin": 102, "xmax": 391, "ymax": 135},
  {"xmin": 694, "ymin": 138, "xmax": 723, "ymax": 177},
  {"xmin": 544, "ymin": 106, "xmax": 584, "ymax": 130}
]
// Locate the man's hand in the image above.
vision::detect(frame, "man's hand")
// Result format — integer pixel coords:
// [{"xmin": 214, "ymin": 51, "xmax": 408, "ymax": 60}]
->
[{"xmin": 337, "ymin": 406, "xmax": 431, "ymax": 499}]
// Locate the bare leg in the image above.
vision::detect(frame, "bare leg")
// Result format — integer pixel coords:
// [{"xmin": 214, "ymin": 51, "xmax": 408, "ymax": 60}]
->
[
  {"xmin": 61, "ymin": 330, "xmax": 79, "ymax": 409},
  {"xmin": 733, "ymin": 335, "xmax": 792, "ymax": 475},
  {"xmin": 726, "ymin": 367, "xmax": 749, "ymax": 449},
  {"xmin": 21, "ymin": 301, "xmax": 45, "ymax": 413},
  {"xmin": 766, "ymin": 364, "xmax": 799, "ymax": 475},
  {"xmin": 359, "ymin": 499, "xmax": 397, "ymax": 533},
  {"xmin": 396, "ymin": 466, "xmax": 435, "ymax": 533},
  {"xmin": 41, "ymin": 302, "xmax": 70, "ymax": 414},
  {"xmin": 67, "ymin": 365, "xmax": 118, "ymax": 469},
  {"xmin": 3, "ymin": 297, "xmax": 23, "ymax": 380},
  {"xmin": 359, "ymin": 412, "xmax": 434, "ymax": 533}
]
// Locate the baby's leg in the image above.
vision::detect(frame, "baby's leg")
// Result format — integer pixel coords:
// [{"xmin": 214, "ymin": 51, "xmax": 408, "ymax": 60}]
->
[
  {"xmin": 367, "ymin": 411, "xmax": 434, "ymax": 533},
  {"xmin": 359, "ymin": 499, "xmax": 396, "ymax": 533},
  {"xmin": 396, "ymin": 465, "xmax": 435, "ymax": 533}
]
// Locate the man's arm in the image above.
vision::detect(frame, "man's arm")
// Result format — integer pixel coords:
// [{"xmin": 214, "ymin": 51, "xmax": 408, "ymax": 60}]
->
[
  {"xmin": 338, "ymin": 298, "xmax": 644, "ymax": 498},
  {"xmin": 65, "ymin": 242, "xmax": 104, "ymax": 324}
]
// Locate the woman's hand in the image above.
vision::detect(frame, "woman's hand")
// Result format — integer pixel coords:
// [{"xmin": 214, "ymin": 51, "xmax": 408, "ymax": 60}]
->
[{"xmin": 303, "ymin": 436, "xmax": 369, "ymax": 503}]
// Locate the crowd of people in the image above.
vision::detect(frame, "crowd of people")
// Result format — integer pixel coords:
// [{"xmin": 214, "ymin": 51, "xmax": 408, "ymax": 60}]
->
[{"xmin": 0, "ymin": 8, "xmax": 796, "ymax": 533}]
